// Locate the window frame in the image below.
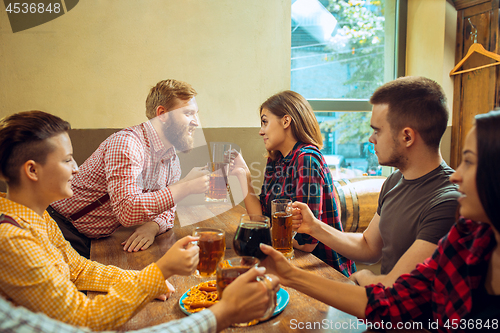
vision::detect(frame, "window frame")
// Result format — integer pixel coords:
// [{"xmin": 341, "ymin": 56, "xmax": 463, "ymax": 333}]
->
[
  {"xmin": 296, "ymin": 1, "xmax": 408, "ymax": 178},
  {"xmin": 296, "ymin": 0, "xmax": 408, "ymax": 111}
]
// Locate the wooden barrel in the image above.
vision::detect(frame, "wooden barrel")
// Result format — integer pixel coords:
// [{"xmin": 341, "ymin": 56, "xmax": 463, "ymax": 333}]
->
[{"xmin": 332, "ymin": 176, "xmax": 386, "ymax": 233}]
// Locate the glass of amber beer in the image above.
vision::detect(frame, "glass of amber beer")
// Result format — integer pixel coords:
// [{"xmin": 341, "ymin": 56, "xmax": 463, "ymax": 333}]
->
[
  {"xmin": 271, "ymin": 198, "xmax": 294, "ymax": 259},
  {"xmin": 205, "ymin": 162, "xmax": 229, "ymax": 202},
  {"xmin": 205, "ymin": 142, "xmax": 231, "ymax": 202},
  {"xmin": 193, "ymin": 227, "xmax": 226, "ymax": 277},
  {"xmin": 216, "ymin": 257, "xmax": 276, "ymax": 326}
]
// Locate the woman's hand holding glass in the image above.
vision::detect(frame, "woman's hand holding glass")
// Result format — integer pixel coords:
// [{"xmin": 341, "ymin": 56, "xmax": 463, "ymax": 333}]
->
[
  {"xmin": 259, "ymin": 243, "xmax": 298, "ymax": 288},
  {"xmin": 213, "ymin": 267, "xmax": 280, "ymax": 327},
  {"xmin": 228, "ymin": 149, "xmax": 250, "ymax": 178}
]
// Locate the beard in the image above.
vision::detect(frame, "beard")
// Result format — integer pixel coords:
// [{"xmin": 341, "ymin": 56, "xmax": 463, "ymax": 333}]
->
[
  {"xmin": 384, "ymin": 150, "xmax": 407, "ymax": 170},
  {"xmin": 163, "ymin": 118, "xmax": 195, "ymax": 153},
  {"xmin": 380, "ymin": 137, "xmax": 408, "ymax": 171}
]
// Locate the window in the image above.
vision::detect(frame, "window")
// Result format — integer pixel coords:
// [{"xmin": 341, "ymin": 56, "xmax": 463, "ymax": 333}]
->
[
  {"xmin": 316, "ymin": 111, "xmax": 380, "ymax": 179},
  {"xmin": 291, "ymin": 0, "xmax": 406, "ymax": 178}
]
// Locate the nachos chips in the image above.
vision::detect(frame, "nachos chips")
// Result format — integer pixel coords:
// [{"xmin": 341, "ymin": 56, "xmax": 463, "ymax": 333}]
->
[{"xmin": 182, "ymin": 280, "xmax": 219, "ymax": 313}]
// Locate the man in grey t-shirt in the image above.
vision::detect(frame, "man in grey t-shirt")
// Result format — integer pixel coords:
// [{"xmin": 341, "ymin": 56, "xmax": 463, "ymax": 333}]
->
[
  {"xmin": 291, "ymin": 76, "xmax": 459, "ymax": 286},
  {"xmin": 377, "ymin": 161, "xmax": 458, "ymax": 275}
]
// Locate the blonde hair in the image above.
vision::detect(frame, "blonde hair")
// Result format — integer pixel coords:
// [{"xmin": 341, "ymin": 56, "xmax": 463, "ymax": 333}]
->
[
  {"xmin": 260, "ymin": 90, "xmax": 322, "ymax": 161},
  {"xmin": 145, "ymin": 79, "xmax": 197, "ymax": 119}
]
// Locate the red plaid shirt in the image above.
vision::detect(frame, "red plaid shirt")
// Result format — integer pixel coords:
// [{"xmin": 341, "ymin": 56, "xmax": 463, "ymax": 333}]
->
[
  {"xmin": 259, "ymin": 142, "xmax": 356, "ymax": 277},
  {"xmin": 365, "ymin": 219, "xmax": 498, "ymax": 332},
  {"xmin": 52, "ymin": 121, "xmax": 181, "ymax": 238}
]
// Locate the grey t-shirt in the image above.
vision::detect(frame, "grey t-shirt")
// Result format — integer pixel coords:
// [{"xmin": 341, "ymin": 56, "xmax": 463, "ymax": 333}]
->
[{"xmin": 377, "ymin": 162, "xmax": 459, "ymax": 274}]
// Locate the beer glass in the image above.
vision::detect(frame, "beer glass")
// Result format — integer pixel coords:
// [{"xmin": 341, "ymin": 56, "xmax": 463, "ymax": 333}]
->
[
  {"xmin": 193, "ymin": 227, "xmax": 226, "ymax": 277},
  {"xmin": 216, "ymin": 257, "xmax": 276, "ymax": 326},
  {"xmin": 205, "ymin": 142, "xmax": 231, "ymax": 202},
  {"xmin": 205, "ymin": 162, "xmax": 229, "ymax": 202},
  {"xmin": 271, "ymin": 198, "xmax": 294, "ymax": 259},
  {"xmin": 211, "ymin": 142, "xmax": 232, "ymax": 163},
  {"xmin": 234, "ymin": 214, "xmax": 272, "ymax": 260}
]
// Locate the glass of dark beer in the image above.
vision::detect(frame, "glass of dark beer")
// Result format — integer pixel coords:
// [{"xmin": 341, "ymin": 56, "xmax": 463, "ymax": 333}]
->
[
  {"xmin": 271, "ymin": 198, "xmax": 294, "ymax": 259},
  {"xmin": 216, "ymin": 256, "xmax": 276, "ymax": 326},
  {"xmin": 193, "ymin": 227, "xmax": 226, "ymax": 277},
  {"xmin": 233, "ymin": 214, "xmax": 272, "ymax": 259}
]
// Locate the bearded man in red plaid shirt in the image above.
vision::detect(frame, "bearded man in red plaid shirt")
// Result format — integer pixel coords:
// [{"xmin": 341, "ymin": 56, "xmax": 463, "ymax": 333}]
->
[{"xmin": 49, "ymin": 79, "xmax": 209, "ymax": 258}]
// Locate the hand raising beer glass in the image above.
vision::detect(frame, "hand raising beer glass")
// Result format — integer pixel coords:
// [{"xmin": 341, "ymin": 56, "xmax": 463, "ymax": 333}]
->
[
  {"xmin": 216, "ymin": 257, "xmax": 276, "ymax": 326},
  {"xmin": 271, "ymin": 199, "xmax": 294, "ymax": 259},
  {"xmin": 193, "ymin": 227, "xmax": 226, "ymax": 277}
]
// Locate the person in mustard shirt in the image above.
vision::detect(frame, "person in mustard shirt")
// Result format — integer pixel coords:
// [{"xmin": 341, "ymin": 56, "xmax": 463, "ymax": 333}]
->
[{"xmin": 0, "ymin": 110, "xmax": 278, "ymax": 331}]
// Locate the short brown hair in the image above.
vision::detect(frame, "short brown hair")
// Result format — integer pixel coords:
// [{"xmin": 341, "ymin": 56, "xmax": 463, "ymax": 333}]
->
[
  {"xmin": 0, "ymin": 110, "xmax": 71, "ymax": 186},
  {"xmin": 370, "ymin": 76, "xmax": 448, "ymax": 150},
  {"xmin": 260, "ymin": 90, "xmax": 323, "ymax": 161},
  {"xmin": 145, "ymin": 79, "xmax": 197, "ymax": 119}
]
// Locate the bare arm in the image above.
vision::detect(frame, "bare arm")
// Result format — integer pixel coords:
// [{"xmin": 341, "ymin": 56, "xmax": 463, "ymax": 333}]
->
[
  {"xmin": 229, "ymin": 150, "xmax": 263, "ymax": 215},
  {"xmin": 236, "ymin": 171, "xmax": 263, "ymax": 215},
  {"xmin": 352, "ymin": 239, "xmax": 438, "ymax": 287},
  {"xmin": 260, "ymin": 244, "xmax": 368, "ymax": 318},
  {"xmin": 288, "ymin": 266, "xmax": 368, "ymax": 318},
  {"xmin": 293, "ymin": 202, "xmax": 384, "ymax": 263}
]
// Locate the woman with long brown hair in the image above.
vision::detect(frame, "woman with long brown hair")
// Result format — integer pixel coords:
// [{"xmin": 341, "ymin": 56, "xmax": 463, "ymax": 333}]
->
[{"xmin": 232, "ymin": 90, "xmax": 355, "ymax": 276}]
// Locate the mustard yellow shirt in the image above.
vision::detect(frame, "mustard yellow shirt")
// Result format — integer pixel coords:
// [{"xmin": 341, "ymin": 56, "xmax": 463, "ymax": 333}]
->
[{"xmin": 0, "ymin": 194, "xmax": 168, "ymax": 330}]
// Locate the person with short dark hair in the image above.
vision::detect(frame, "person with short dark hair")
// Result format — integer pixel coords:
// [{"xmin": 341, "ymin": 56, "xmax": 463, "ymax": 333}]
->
[
  {"xmin": 291, "ymin": 76, "xmax": 460, "ymax": 286},
  {"xmin": 261, "ymin": 110, "xmax": 500, "ymax": 331},
  {"xmin": 49, "ymin": 79, "xmax": 209, "ymax": 258}
]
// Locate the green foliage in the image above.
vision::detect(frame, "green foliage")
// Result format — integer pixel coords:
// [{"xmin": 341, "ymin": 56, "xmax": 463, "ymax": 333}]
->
[
  {"xmin": 318, "ymin": 1, "xmax": 384, "ymax": 146},
  {"xmin": 320, "ymin": 112, "xmax": 372, "ymax": 144},
  {"xmin": 325, "ymin": 0, "xmax": 385, "ymax": 99}
]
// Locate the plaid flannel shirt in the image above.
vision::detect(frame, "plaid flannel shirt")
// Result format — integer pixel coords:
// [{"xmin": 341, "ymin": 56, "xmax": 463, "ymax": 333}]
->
[
  {"xmin": 259, "ymin": 142, "xmax": 355, "ymax": 277},
  {"xmin": 51, "ymin": 121, "xmax": 181, "ymax": 238},
  {"xmin": 365, "ymin": 219, "xmax": 498, "ymax": 332}
]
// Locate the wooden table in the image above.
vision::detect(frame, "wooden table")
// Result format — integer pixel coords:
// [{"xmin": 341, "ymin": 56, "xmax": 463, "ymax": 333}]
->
[{"xmin": 89, "ymin": 204, "xmax": 419, "ymax": 332}]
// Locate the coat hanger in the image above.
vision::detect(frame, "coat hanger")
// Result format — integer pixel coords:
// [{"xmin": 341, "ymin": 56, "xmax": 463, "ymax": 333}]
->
[{"xmin": 450, "ymin": 19, "xmax": 500, "ymax": 76}]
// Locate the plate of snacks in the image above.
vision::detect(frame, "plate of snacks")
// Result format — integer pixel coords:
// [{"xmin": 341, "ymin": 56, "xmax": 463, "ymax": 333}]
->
[
  {"xmin": 179, "ymin": 280, "xmax": 289, "ymax": 317},
  {"xmin": 179, "ymin": 280, "xmax": 219, "ymax": 314}
]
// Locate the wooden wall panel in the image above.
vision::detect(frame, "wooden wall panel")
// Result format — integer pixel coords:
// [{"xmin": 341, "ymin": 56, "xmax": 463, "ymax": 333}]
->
[{"xmin": 451, "ymin": 1, "xmax": 500, "ymax": 169}]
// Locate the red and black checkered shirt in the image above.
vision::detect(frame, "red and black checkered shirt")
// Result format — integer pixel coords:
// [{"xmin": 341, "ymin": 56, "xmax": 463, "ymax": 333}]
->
[
  {"xmin": 365, "ymin": 219, "xmax": 498, "ymax": 332},
  {"xmin": 52, "ymin": 121, "xmax": 181, "ymax": 238},
  {"xmin": 259, "ymin": 142, "xmax": 356, "ymax": 277}
]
